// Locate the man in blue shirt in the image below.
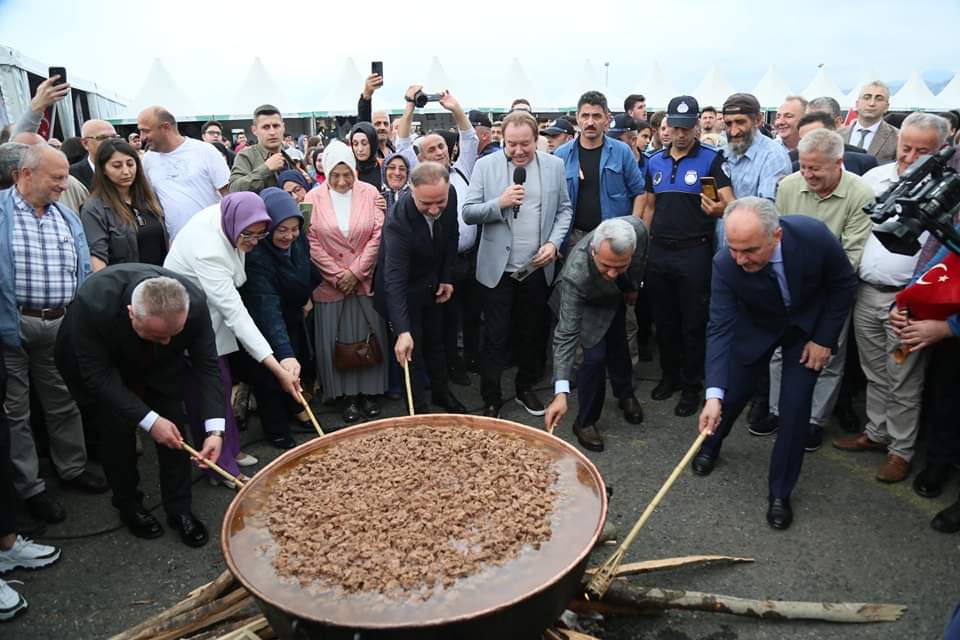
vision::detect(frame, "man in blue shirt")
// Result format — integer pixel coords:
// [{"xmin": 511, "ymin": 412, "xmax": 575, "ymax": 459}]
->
[{"xmin": 554, "ymin": 91, "xmax": 645, "ymax": 238}]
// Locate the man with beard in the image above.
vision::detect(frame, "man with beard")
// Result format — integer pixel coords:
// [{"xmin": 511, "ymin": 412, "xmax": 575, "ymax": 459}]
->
[{"xmin": 356, "ymin": 72, "xmax": 395, "ymax": 160}]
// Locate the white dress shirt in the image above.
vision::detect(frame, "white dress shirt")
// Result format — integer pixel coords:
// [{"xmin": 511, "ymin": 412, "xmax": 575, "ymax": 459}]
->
[{"xmin": 850, "ymin": 120, "xmax": 881, "ymax": 152}]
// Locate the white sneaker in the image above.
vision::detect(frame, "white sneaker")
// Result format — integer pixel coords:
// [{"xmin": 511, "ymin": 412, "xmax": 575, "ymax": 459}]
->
[
  {"xmin": 0, "ymin": 580, "xmax": 26, "ymax": 621},
  {"xmin": 0, "ymin": 536, "xmax": 61, "ymax": 573},
  {"xmin": 235, "ymin": 453, "xmax": 258, "ymax": 467}
]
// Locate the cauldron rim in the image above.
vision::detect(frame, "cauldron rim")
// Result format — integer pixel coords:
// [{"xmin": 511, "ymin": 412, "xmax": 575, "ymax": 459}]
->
[{"xmin": 221, "ymin": 413, "xmax": 607, "ymax": 630}]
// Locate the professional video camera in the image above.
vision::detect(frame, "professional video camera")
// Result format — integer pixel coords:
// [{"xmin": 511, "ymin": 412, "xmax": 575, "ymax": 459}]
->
[{"xmin": 865, "ymin": 146, "xmax": 960, "ymax": 256}]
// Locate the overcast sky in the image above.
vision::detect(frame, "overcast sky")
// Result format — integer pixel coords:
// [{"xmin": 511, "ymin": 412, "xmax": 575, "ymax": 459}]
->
[{"xmin": 1, "ymin": 0, "xmax": 958, "ymax": 113}]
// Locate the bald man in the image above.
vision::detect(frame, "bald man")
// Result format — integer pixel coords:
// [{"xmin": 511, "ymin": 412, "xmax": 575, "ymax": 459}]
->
[
  {"xmin": 70, "ymin": 119, "xmax": 118, "ymax": 189},
  {"xmin": 12, "ymin": 132, "xmax": 89, "ymax": 212},
  {"xmin": 1, "ymin": 144, "xmax": 102, "ymax": 525}
]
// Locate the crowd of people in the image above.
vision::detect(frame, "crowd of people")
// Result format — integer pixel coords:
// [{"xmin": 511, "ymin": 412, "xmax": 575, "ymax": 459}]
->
[{"xmin": 1, "ymin": 70, "xmax": 960, "ymax": 630}]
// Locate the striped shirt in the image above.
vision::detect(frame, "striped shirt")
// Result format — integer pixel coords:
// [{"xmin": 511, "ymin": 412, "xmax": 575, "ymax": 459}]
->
[{"xmin": 11, "ymin": 189, "xmax": 78, "ymax": 309}]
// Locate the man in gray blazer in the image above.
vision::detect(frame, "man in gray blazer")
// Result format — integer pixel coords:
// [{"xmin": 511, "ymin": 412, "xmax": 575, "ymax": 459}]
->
[
  {"xmin": 544, "ymin": 216, "xmax": 648, "ymax": 452},
  {"xmin": 838, "ymin": 81, "xmax": 898, "ymax": 164},
  {"xmin": 462, "ymin": 110, "xmax": 573, "ymax": 418}
]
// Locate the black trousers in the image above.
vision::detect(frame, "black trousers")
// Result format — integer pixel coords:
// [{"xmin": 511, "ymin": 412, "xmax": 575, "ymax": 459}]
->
[
  {"xmin": 406, "ymin": 291, "xmax": 450, "ymax": 408},
  {"xmin": 90, "ymin": 390, "xmax": 193, "ymax": 518},
  {"xmin": 922, "ymin": 340, "xmax": 960, "ymax": 467},
  {"xmin": 443, "ymin": 251, "xmax": 482, "ymax": 368},
  {"xmin": 576, "ymin": 303, "xmax": 634, "ymax": 426},
  {"xmin": 479, "ymin": 270, "xmax": 549, "ymax": 405},
  {"xmin": 702, "ymin": 329, "xmax": 819, "ymax": 498},
  {"xmin": 229, "ymin": 350, "xmax": 298, "ymax": 441},
  {"xmin": 0, "ymin": 361, "xmax": 16, "ymax": 536},
  {"xmin": 646, "ymin": 240, "xmax": 712, "ymax": 389}
]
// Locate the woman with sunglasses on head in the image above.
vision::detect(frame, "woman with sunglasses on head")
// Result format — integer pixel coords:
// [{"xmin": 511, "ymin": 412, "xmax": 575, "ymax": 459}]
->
[
  {"xmin": 164, "ymin": 193, "xmax": 301, "ymax": 487},
  {"xmin": 81, "ymin": 140, "xmax": 167, "ymax": 270}
]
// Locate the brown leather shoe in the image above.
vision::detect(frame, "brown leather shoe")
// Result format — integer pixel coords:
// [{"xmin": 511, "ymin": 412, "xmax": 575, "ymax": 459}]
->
[
  {"xmin": 573, "ymin": 422, "xmax": 604, "ymax": 452},
  {"xmin": 876, "ymin": 453, "xmax": 911, "ymax": 483},
  {"xmin": 832, "ymin": 432, "xmax": 887, "ymax": 452}
]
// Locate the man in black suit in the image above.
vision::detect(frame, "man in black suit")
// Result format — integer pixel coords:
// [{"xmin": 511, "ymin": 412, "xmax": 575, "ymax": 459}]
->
[
  {"xmin": 374, "ymin": 161, "xmax": 466, "ymax": 414},
  {"xmin": 69, "ymin": 119, "xmax": 118, "ymax": 189},
  {"xmin": 789, "ymin": 112, "xmax": 878, "ymax": 177},
  {"xmin": 693, "ymin": 197, "xmax": 856, "ymax": 529},
  {"xmin": 55, "ymin": 265, "xmax": 224, "ymax": 547}
]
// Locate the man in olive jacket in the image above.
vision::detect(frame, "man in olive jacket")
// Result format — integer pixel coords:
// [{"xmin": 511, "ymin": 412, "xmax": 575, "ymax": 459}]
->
[{"xmin": 228, "ymin": 104, "xmax": 297, "ymax": 193}]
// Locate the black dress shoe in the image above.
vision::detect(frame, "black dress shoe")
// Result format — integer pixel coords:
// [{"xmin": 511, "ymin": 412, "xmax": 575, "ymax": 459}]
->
[
  {"xmin": 691, "ymin": 449, "xmax": 717, "ymax": 476},
  {"xmin": 482, "ymin": 403, "xmax": 501, "ymax": 418},
  {"xmin": 120, "ymin": 507, "xmax": 164, "ymax": 539},
  {"xmin": 432, "ymin": 390, "xmax": 467, "ymax": 413},
  {"xmin": 674, "ymin": 389, "xmax": 700, "ymax": 417},
  {"xmin": 805, "ymin": 425, "xmax": 823, "ymax": 452},
  {"xmin": 651, "ymin": 379, "xmax": 680, "ymax": 401},
  {"xmin": 24, "ymin": 492, "xmax": 66, "ymax": 524},
  {"xmin": 60, "ymin": 469, "xmax": 109, "ymax": 494},
  {"xmin": 747, "ymin": 398, "xmax": 769, "ymax": 426},
  {"xmin": 342, "ymin": 397, "xmax": 363, "ymax": 423},
  {"xmin": 618, "ymin": 396, "xmax": 644, "ymax": 424},
  {"xmin": 167, "ymin": 513, "xmax": 209, "ymax": 547},
  {"xmin": 360, "ymin": 395, "xmax": 381, "ymax": 417},
  {"xmin": 748, "ymin": 414, "xmax": 779, "ymax": 437},
  {"xmin": 931, "ymin": 497, "xmax": 960, "ymax": 533},
  {"xmin": 573, "ymin": 422, "xmax": 604, "ymax": 452},
  {"xmin": 766, "ymin": 496, "xmax": 793, "ymax": 530},
  {"xmin": 914, "ymin": 464, "xmax": 952, "ymax": 499},
  {"xmin": 267, "ymin": 433, "xmax": 297, "ymax": 450}
]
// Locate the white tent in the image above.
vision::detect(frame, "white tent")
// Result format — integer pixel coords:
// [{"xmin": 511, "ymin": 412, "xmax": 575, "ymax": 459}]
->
[
  {"xmin": 316, "ymin": 57, "xmax": 363, "ymax": 115},
  {"xmin": 890, "ymin": 71, "xmax": 938, "ymax": 110},
  {"xmin": 230, "ymin": 57, "xmax": 290, "ymax": 115},
  {"xmin": 750, "ymin": 65, "xmax": 793, "ymax": 110},
  {"xmin": 423, "ymin": 56, "xmax": 454, "ymax": 94},
  {"xmin": 628, "ymin": 60, "xmax": 677, "ymax": 111},
  {"xmin": 934, "ymin": 72, "xmax": 960, "ymax": 109},
  {"xmin": 473, "ymin": 58, "xmax": 537, "ymax": 111},
  {"xmin": 558, "ymin": 59, "xmax": 603, "ymax": 109},
  {"xmin": 126, "ymin": 58, "xmax": 197, "ymax": 120},
  {"xmin": 800, "ymin": 66, "xmax": 844, "ymax": 103},
  {"xmin": 691, "ymin": 64, "xmax": 735, "ymax": 109}
]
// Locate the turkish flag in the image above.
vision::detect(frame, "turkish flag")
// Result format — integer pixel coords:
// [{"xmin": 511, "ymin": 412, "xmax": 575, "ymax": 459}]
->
[{"xmin": 896, "ymin": 252, "xmax": 960, "ymax": 320}]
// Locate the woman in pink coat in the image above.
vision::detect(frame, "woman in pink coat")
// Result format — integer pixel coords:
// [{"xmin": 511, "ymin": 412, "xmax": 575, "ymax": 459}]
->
[{"xmin": 305, "ymin": 141, "xmax": 388, "ymax": 423}]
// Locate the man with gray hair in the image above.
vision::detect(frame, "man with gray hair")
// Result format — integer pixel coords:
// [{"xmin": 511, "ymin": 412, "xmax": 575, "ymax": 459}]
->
[
  {"xmin": 694, "ymin": 198, "xmax": 856, "ymax": 529},
  {"xmin": 807, "ymin": 96, "xmax": 846, "ymax": 131},
  {"xmin": 0, "ymin": 143, "xmax": 101, "ymax": 525},
  {"xmin": 833, "ymin": 112, "xmax": 951, "ymax": 483},
  {"xmin": 56, "ymin": 264, "xmax": 224, "ymax": 547},
  {"xmin": 0, "ymin": 142, "xmax": 28, "ymax": 189},
  {"xmin": 761, "ymin": 128, "xmax": 875, "ymax": 451},
  {"xmin": 544, "ymin": 216, "xmax": 648, "ymax": 452},
  {"xmin": 839, "ymin": 81, "xmax": 899, "ymax": 164}
]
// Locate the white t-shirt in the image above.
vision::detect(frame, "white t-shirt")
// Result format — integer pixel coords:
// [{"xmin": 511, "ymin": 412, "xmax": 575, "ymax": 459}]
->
[{"xmin": 143, "ymin": 138, "xmax": 230, "ymax": 239}]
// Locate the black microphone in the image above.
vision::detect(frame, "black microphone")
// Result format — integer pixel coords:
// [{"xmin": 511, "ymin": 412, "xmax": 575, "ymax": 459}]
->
[{"xmin": 512, "ymin": 166, "xmax": 526, "ymax": 218}]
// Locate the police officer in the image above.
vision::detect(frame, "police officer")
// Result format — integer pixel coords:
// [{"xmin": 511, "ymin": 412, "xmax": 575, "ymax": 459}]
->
[{"xmin": 642, "ymin": 95, "xmax": 734, "ymax": 417}]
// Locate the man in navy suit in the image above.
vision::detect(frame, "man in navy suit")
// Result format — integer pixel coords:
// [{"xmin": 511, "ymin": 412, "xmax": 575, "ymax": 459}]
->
[{"xmin": 693, "ymin": 197, "xmax": 856, "ymax": 529}]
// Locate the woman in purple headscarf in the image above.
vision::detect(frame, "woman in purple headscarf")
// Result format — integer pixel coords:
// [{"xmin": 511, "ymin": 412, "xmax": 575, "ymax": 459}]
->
[{"xmin": 164, "ymin": 193, "xmax": 301, "ymax": 487}]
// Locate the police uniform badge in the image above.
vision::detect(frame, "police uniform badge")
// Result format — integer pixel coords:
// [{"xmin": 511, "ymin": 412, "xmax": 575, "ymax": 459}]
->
[
  {"xmin": 653, "ymin": 171, "xmax": 663, "ymax": 186},
  {"xmin": 684, "ymin": 169, "xmax": 698, "ymax": 185}
]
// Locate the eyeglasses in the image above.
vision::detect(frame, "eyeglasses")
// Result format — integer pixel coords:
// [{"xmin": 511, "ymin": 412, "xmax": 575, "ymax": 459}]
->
[
  {"xmin": 84, "ymin": 134, "xmax": 121, "ymax": 142},
  {"xmin": 238, "ymin": 231, "xmax": 269, "ymax": 241}
]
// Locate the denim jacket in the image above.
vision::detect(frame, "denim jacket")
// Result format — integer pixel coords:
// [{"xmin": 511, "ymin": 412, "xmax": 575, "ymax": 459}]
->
[
  {"xmin": 0, "ymin": 187, "xmax": 93, "ymax": 348},
  {"xmin": 554, "ymin": 135, "xmax": 646, "ymax": 223}
]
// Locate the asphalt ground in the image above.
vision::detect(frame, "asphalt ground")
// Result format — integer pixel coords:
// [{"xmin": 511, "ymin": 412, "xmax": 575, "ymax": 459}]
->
[{"xmin": 4, "ymin": 354, "xmax": 959, "ymax": 639}]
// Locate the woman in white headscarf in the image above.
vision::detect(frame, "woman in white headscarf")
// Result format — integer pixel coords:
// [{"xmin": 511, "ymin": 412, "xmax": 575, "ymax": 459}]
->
[{"xmin": 303, "ymin": 141, "xmax": 388, "ymax": 424}]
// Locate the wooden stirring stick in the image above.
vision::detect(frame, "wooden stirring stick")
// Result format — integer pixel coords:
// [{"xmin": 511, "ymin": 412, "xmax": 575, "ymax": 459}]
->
[
  {"xmin": 181, "ymin": 441, "xmax": 247, "ymax": 489},
  {"xmin": 295, "ymin": 390, "xmax": 324, "ymax": 436},
  {"xmin": 402, "ymin": 360, "xmax": 415, "ymax": 416}
]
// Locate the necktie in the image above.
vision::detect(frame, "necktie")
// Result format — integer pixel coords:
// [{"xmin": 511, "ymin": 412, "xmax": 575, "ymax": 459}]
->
[{"xmin": 857, "ymin": 128, "xmax": 870, "ymax": 151}]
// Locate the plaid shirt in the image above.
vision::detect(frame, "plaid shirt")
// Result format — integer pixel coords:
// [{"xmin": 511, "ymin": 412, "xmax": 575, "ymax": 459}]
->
[{"xmin": 11, "ymin": 189, "xmax": 78, "ymax": 309}]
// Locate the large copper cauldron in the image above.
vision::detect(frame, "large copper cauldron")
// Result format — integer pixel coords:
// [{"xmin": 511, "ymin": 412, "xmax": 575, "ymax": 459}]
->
[{"xmin": 222, "ymin": 414, "xmax": 607, "ymax": 640}]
